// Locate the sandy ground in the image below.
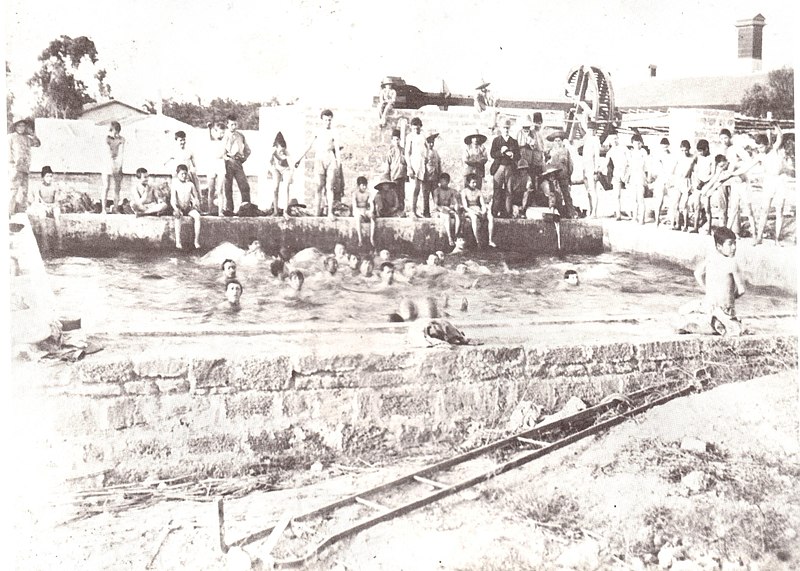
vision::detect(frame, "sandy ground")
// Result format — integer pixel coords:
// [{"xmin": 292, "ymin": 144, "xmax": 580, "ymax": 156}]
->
[{"xmin": 10, "ymin": 371, "xmax": 799, "ymax": 571}]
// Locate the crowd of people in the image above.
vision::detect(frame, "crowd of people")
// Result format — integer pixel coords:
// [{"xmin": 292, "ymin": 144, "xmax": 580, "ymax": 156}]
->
[{"xmin": 8, "ymin": 102, "xmax": 794, "ymax": 252}]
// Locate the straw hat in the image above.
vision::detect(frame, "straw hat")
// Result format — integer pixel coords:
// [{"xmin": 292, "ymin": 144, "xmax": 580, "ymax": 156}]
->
[
  {"xmin": 286, "ymin": 198, "xmax": 306, "ymax": 209},
  {"xmin": 546, "ymin": 130, "xmax": 568, "ymax": 142},
  {"xmin": 516, "ymin": 158, "xmax": 530, "ymax": 170},
  {"xmin": 374, "ymin": 175, "xmax": 397, "ymax": 192},
  {"xmin": 464, "ymin": 132, "xmax": 487, "ymax": 145},
  {"xmin": 381, "ymin": 77, "xmax": 396, "ymax": 87},
  {"xmin": 475, "ymin": 81, "xmax": 491, "ymax": 90},
  {"xmin": 541, "ymin": 166, "xmax": 562, "ymax": 177},
  {"xmin": 425, "ymin": 131, "xmax": 440, "ymax": 142}
]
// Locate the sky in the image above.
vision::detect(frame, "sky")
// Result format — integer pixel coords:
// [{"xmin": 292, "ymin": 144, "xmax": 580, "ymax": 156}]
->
[{"xmin": 3, "ymin": 0, "xmax": 797, "ymax": 115}]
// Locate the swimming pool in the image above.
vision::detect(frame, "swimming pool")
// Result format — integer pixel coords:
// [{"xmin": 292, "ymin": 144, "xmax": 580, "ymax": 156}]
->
[{"xmin": 44, "ymin": 248, "xmax": 795, "ymax": 334}]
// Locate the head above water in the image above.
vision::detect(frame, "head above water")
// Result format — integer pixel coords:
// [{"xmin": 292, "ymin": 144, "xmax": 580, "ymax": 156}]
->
[
  {"xmin": 427, "ymin": 254, "xmax": 440, "ymax": 266},
  {"xmin": 379, "ymin": 249, "xmax": 391, "ymax": 260},
  {"xmin": 379, "ymin": 261, "xmax": 395, "ymax": 284},
  {"xmin": 347, "ymin": 253, "xmax": 361, "ymax": 270},
  {"xmin": 563, "ymin": 269, "xmax": 579, "ymax": 286},
  {"xmin": 324, "ymin": 255, "xmax": 338, "ymax": 275},
  {"xmin": 225, "ymin": 279, "xmax": 243, "ymax": 304},
  {"xmin": 221, "ymin": 259, "xmax": 237, "ymax": 279},
  {"xmin": 334, "ymin": 243, "xmax": 346, "ymax": 258},
  {"xmin": 288, "ymin": 270, "xmax": 304, "ymax": 290},
  {"xmin": 269, "ymin": 257, "xmax": 285, "ymax": 278},
  {"xmin": 397, "ymin": 298, "xmax": 418, "ymax": 322},
  {"xmin": 359, "ymin": 258, "xmax": 374, "ymax": 277}
]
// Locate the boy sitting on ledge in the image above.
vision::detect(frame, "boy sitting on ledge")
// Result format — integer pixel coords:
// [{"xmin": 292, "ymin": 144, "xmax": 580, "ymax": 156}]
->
[{"xmin": 170, "ymin": 164, "xmax": 202, "ymax": 250}]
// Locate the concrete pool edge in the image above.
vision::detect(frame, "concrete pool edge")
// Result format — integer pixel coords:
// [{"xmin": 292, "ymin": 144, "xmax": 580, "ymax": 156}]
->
[
  {"xmin": 32, "ymin": 332, "xmax": 798, "ymax": 484},
  {"xmin": 603, "ymin": 220, "xmax": 798, "ymax": 294},
  {"xmin": 30, "ymin": 214, "xmax": 604, "ymax": 256}
]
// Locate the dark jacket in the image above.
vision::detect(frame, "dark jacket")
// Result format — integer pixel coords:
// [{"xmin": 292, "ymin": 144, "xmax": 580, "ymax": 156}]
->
[{"xmin": 490, "ymin": 135, "xmax": 520, "ymax": 175}]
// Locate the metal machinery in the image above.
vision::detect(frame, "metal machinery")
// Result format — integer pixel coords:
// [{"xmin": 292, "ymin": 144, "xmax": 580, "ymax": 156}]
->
[{"xmin": 377, "ymin": 65, "xmax": 620, "ymax": 140}]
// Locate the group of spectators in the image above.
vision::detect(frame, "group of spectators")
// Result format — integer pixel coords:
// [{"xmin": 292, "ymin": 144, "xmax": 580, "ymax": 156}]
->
[{"xmin": 8, "ymin": 103, "xmax": 794, "ymax": 250}]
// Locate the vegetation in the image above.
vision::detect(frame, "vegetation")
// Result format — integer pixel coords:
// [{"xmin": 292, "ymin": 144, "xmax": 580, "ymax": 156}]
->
[
  {"xmin": 739, "ymin": 67, "xmax": 794, "ymax": 119},
  {"xmin": 142, "ymin": 96, "xmax": 284, "ymax": 130},
  {"xmin": 27, "ymin": 35, "xmax": 111, "ymax": 119}
]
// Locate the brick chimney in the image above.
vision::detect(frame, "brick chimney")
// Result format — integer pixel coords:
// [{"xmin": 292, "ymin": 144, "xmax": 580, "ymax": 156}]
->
[{"xmin": 735, "ymin": 14, "xmax": 766, "ymax": 73}]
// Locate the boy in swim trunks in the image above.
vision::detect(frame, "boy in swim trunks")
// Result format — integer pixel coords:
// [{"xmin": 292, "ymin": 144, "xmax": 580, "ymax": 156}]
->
[
  {"xmin": 432, "ymin": 173, "xmax": 461, "ymax": 246},
  {"xmin": 132, "ymin": 167, "xmax": 170, "ymax": 216},
  {"xmin": 688, "ymin": 139, "xmax": 714, "ymax": 232},
  {"xmin": 684, "ymin": 226, "xmax": 745, "ymax": 336},
  {"xmin": 352, "ymin": 175, "xmax": 376, "ymax": 248},
  {"xmin": 461, "ymin": 173, "xmax": 496, "ymax": 248},
  {"xmin": 102, "ymin": 121, "xmax": 125, "ymax": 214},
  {"xmin": 29, "ymin": 166, "xmax": 62, "ymax": 221},
  {"xmin": 297, "ymin": 109, "xmax": 342, "ymax": 219},
  {"xmin": 671, "ymin": 140, "xmax": 694, "ymax": 230},
  {"xmin": 170, "ymin": 164, "xmax": 202, "ymax": 250}
]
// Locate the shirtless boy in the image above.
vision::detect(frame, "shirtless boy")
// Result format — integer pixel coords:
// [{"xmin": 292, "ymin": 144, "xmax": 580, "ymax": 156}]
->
[
  {"xmin": 170, "ymin": 164, "xmax": 202, "ymax": 249},
  {"xmin": 432, "ymin": 173, "xmax": 461, "ymax": 246},
  {"xmin": 686, "ymin": 226, "xmax": 745, "ymax": 336},
  {"xmin": 352, "ymin": 176, "xmax": 375, "ymax": 248},
  {"xmin": 297, "ymin": 109, "xmax": 342, "ymax": 219},
  {"xmin": 461, "ymin": 173, "xmax": 496, "ymax": 248}
]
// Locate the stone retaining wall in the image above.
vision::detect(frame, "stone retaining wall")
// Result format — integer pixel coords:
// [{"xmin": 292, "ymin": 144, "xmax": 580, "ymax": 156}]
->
[
  {"xmin": 30, "ymin": 214, "xmax": 603, "ymax": 256},
  {"xmin": 41, "ymin": 334, "xmax": 796, "ymax": 483}
]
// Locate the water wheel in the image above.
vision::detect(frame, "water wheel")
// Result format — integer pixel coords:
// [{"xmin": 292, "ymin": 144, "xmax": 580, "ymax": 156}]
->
[{"xmin": 564, "ymin": 65, "xmax": 618, "ymax": 141}]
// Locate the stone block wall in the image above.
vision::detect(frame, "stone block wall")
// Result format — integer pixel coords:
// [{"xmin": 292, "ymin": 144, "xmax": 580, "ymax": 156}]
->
[
  {"xmin": 30, "ymin": 214, "xmax": 603, "ymax": 256},
  {"xmin": 38, "ymin": 334, "xmax": 797, "ymax": 483}
]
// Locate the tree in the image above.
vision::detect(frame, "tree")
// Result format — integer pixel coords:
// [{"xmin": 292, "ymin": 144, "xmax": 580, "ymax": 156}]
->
[
  {"xmin": 142, "ymin": 97, "xmax": 278, "ymax": 129},
  {"xmin": 740, "ymin": 67, "xmax": 794, "ymax": 120},
  {"xmin": 27, "ymin": 35, "xmax": 111, "ymax": 119}
]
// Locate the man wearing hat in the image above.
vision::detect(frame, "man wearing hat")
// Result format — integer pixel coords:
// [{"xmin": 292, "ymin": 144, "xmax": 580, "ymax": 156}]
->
[
  {"xmin": 530, "ymin": 112, "xmax": 546, "ymax": 193},
  {"xmin": 415, "ymin": 131, "xmax": 441, "ymax": 218},
  {"xmin": 373, "ymin": 175, "xmax": 402, "ymax": 218},
  {"xmin": 489, "ymin": 119, "xmax": 520, "ymax": 218},
  {"xmin": 545, "ymin": 129, "xmax": 576, "ymax": 218},
  {"xmin": 463, "ymin": 132, "xmax": 488, "ymax": 189},
  {"xmin": 384, "ymin": 128, "xmax": 407, "ymax": 208},
  {"xmin": 474, "ymin": 81, "xmax": 497, "ymax": 133},
  {"xmin": 378, "ymin": 78, "xmax": 397, "ymax": 128},
  {"xmin": 8, "ymin": 118, "xmax": 41, "ymax": 215}
]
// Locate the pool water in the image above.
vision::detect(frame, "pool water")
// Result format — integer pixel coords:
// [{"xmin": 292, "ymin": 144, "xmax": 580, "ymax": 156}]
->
[{"xmin": 44, "ymin": 249, "xmax": 795, "ymax": 333}]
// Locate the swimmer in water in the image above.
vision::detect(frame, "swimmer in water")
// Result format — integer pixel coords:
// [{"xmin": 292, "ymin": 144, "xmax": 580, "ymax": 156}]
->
[
  {"xmin": 347, "ymin": 253, "xmax": 361, "ymax": 274},
  {"xmin": 269, "ymin": 258, "xmax": 286, "ymax": 281},
  {"xmin": 334, "ymin": 243, "xmax": 348, "ymax": 263},
  {"xmin": 240, "ymin": 239, "xmax": 269, "ymax": 266},
  {"xmin": 324, "ymin": 255, "xmax": 338, "ymax": 276},
  {"xmin": 359, "ymin": 258, "xmax": 375, "ymax": 278},
  {"xmin": 217, "ymin": 279, "xmax": 243, "ymax": 311},
  {"xmin": 379, "ymin": 249, "xmax": 391, "ymax": 261},
  {"xmin": 451, "ymin": 237, "xmax": 466, "ymax": 254},
  {"xmin": 563, "ymin": 269, "xmax": 579, "ymax": 286},
  {"xmin": 427, "ymin": 254, "xmax": 441, "ymax": 267},
  {"xmin": 379, "ymin": 261, "xmax": 395, "ymax": 286},
  {"xmin": 218, "ymin": 258, "xmax": 237, "ymax": 284}
]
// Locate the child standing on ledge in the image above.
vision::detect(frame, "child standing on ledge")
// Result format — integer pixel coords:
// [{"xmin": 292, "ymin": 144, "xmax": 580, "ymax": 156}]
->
[{"xmin": 171, "ymin": 164, "xmax": 202, "ymax": 250}]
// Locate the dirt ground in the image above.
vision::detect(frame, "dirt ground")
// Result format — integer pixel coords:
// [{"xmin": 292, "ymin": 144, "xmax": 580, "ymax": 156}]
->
[{"xmin": 11, "ymin": 371, "xmax": 799, "ymax": 571}]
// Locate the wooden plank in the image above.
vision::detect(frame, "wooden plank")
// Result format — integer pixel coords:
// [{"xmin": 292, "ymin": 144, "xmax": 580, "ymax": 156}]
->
[
  {"xmin": 413, "ymin": 475, "xmax": 450, "ymax": 489},
  {"xmin": 354, "ymin": 496, "xmax": 389, "ymax": 512}
]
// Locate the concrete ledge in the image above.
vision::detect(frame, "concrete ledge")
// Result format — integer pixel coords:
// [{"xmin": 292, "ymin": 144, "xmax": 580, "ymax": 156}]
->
[
  {"xmin": 30, "ymin": 214, "xmax": 604, "ymax": 256},
  {"xmin": 40, "ymin": 333, "xmax": 797, "ymax": 483},
  {"xmin": 603, "ymin": 221, "xmax": 797, "ymax": 294}
]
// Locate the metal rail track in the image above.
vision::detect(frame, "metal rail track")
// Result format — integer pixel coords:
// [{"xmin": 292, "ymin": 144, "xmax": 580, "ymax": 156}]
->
[{"xmin": 218, "ymin": 380, "xmax": 697, "ymax": 567}]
